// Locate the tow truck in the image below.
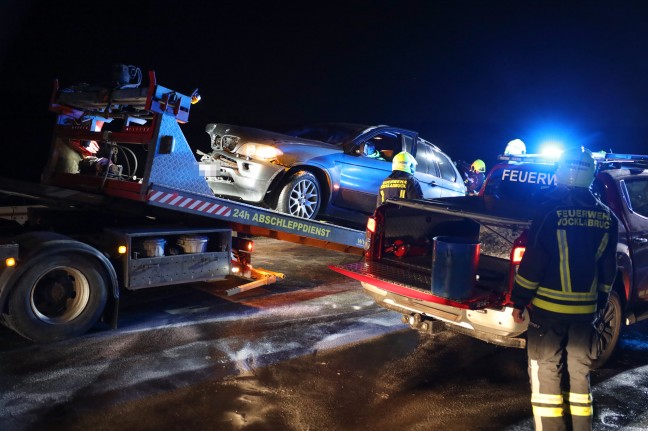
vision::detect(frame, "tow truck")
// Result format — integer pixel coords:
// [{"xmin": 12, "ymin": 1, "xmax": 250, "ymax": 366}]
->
[{"xmin": 0, "ymin": 68, "xmax": 364, "ymax": 342}]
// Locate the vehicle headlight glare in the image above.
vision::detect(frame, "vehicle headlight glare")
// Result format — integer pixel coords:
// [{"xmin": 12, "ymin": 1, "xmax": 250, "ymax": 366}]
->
[{"xmin": 238, "ymin": 143, "xmax": 283, "ymax": 160}]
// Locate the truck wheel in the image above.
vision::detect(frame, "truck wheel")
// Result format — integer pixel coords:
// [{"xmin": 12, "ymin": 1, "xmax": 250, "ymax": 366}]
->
[
  {"xmin": 591, "ymin": 291, "xmax": 622, "ymax": 369},
  {"xmin": 5, "ymin": 254, "xmax": 108, "ymax": 342},
  {"xmin": 276, "ymin": 171, "xmax": 321, "ymax": 219}
]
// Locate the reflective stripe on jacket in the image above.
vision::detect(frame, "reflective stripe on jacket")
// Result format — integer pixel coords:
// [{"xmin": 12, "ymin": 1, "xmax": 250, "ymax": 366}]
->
[
  {"xmin": 511, "ymin": 186, "xmax": 618, "ymax": 319},
  {"xmin": 377, "ymin": 170, "xmax": 424, "ymax": 206}
]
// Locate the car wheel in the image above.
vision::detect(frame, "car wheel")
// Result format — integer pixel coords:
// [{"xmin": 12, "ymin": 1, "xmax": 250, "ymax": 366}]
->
[
  {"xmin": 591, "ymin": 290, "xmax": 622, "ymax": 369},
  {"xmin": 5, "ymin": 254, "xmax": 109, "ymax": 342},
  {"xmin": 276, "ymin": 171, "xmax": 321, "ymax": 219}
]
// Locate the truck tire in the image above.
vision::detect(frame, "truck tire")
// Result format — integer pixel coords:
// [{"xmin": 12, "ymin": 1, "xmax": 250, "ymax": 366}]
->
[
  {"xmin": 5, "ymin": 254, "xmax": 108, "ymax": 342},
  {"xmin": 591, "ymin": 290, "xmax": 622, "ymax": 369},
  {"xmin": 276, "ymin": 171, "xmax": 321, "ymax": 219}
]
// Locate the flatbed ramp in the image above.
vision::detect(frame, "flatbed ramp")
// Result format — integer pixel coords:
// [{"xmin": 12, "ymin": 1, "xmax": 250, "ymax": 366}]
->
[
  {"xmin": 0, "ymin": 177, "xmax": 365, "ymax": 254},
  {"xmin": 146, "ymin": 184, "xmax": 364, "ymax": 253}
]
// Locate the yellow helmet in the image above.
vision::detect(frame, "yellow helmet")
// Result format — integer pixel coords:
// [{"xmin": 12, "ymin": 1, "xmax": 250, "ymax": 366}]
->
[
  {"xmin": 392, "ymin": 151, "xmax": 417, "ymax": 174},
  {"xmin": 555, "ymin": 146, "xmax": 596, "ymax": 188},
  {"xmin": 471, "ymin": 159, "xmax": 486, "ymax": 173}
]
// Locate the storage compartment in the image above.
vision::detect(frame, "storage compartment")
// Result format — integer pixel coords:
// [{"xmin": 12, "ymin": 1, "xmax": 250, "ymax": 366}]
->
[
  {"xmin": 431, "ymin": 236, "xmax": 480, "ymax": 299},
  {"xmin": 105, "ymin": 226, "xmax": 232, "ymax": 289}
]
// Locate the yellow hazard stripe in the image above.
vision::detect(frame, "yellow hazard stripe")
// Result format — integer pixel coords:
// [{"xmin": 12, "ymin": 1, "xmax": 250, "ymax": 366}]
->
[
  {"xmin": 568, "ymin": 392, "xmax": 592, "ymax": 404},
  {"xmin": 595, "ymin": 233, "xmax": 609, "ymax": 260},
  {"xmin": 536, "ymin": 287, "xmax": 597, "ymax": 301},
  {"xmin": 557, "ymin": 229, "xmax": 571, "ymax": 293},
  {"xmin": 532, "ymin": 406, "xmax": 563, "ymax": 417},
  {"xmin": 531, "ymin": 297, "xmax": 597, "ymax": 314},
  {"xmin": 515, "ymin": 273, "xmax": 539, "ymax": 290},
  {"xmin": 570, "ymin": 405, "xmax": 593, "ymax": 416},
  {"xmin": 589, "ymin": 273, "xmax": 598, "ymax": 296},
  {"xmin": 532, "ymin": 393, "xmax": 563, "ymax": 404}
]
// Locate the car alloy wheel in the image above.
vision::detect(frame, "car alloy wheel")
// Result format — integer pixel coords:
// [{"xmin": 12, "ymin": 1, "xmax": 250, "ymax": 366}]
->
[{"xmin": 276, "ymin": 171, "xmax": 321, "ymax": 219}]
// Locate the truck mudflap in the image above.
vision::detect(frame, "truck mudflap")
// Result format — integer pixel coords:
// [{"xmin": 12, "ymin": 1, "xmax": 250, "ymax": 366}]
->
[{"xmin": 330, "ymin": 261, "xmax": 528, "ymax": 348}]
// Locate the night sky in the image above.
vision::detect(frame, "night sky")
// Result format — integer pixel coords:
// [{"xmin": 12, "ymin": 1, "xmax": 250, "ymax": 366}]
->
[{"xmin": 2, "ymin": 0, "xmax": 648, "ymax": 182}]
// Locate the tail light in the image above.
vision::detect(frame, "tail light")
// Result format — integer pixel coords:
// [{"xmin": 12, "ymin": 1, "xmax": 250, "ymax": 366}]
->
[
  {"xmin": 367, "ymin": 217, "xmax": 376, "ymax": 234},
  {"xmin": 365, "ymin": 215, "xmax": 380, "ymax": 259},
  {"xmin": 511, "ymin": 246, "xmax": 525, "ymax": 264},
  {"xmin": 506, "ymin": 231, "xmax": 528, "ymax": 301}
]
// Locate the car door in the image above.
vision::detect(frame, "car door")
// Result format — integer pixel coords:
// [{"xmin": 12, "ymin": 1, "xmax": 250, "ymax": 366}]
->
[
  {"xmin": 430, "ymin": 147, "xmax": 468, "ymax": 197},
  {"xmin": 412, "ymin": 142, "xmax": 443, "ymax": 198},
  {"xmin": 332, "ymin": 128, "xmax": 412, "ymax": 214}
]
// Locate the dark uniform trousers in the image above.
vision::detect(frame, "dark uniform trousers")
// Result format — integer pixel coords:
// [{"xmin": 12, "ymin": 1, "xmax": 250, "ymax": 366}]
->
[
  {"xmin": 511, "ymin": 187, "xmax": 618, "ymax": 431},
  {"xmin": 527, "ymin": 315, "xmax": 595, "ymax": 431}
]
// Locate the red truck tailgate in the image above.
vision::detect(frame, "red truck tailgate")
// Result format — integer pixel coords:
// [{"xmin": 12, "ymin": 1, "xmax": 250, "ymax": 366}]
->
[{"xmin": 330, "ymin": 261, "xmax": 499, "ymax": 310}]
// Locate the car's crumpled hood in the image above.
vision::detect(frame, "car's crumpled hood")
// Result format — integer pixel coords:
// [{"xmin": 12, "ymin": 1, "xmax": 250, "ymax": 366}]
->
[{"xmin": 205, "ymin": 123, "xmax": 343, "ymax": 165}]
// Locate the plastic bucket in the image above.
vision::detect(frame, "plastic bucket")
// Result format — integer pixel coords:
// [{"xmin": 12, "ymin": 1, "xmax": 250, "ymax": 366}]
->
[
  {"xmin": 431, "ymin": 236, "xmax": 480, "ymax": 300},
  {"xmin": 177, "ymin": 235, "xmax": 209, "ymax": 253},
  {"xmin": 142, "ymin": 238, "xmax": 166, "ymax": 257}
]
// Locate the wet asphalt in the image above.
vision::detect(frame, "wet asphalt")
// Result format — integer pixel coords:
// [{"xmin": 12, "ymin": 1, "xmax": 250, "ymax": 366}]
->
[{"xmin": 0, "ymin": 237, "xmax": 647, "ymax": 431}]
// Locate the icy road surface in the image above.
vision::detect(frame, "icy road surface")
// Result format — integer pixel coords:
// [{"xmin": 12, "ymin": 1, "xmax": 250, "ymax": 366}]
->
[{"xmin": 0, "ymin": 238, "xmax": 647, "ymax": 430}]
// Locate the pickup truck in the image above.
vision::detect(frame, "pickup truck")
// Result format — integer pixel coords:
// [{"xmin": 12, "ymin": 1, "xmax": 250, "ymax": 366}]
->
[{"xmin": 331, "ymin": 153, "xmax": 648, "ymax": 367}]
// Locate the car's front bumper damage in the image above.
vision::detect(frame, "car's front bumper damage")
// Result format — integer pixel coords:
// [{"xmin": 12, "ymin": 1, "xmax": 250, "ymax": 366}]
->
[{"xmin": 199, "ymin": 152, "xmax": 285, "ymax": 202}]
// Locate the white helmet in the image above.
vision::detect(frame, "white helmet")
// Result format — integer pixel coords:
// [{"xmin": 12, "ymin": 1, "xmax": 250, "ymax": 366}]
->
[
  {"xmin": 504, "ymin": 139, "xmax": 526, "ymax": 155},
  {"xmin": 555, "ymin": 146, "xmax": 596, "ymax": 188}
]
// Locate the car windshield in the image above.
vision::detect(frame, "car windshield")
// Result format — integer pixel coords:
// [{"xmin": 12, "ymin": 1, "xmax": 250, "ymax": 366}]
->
[
  {"xmin": 484, "ymin": 164, "xmax": 557, "ymax": 202},
  {"xmin": 284, "ymin": 124, "xmax": 368, "ymax": 146}
]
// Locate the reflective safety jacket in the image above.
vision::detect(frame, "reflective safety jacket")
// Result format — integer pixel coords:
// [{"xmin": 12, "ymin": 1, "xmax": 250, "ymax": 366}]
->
[
  {"xmin": 377, "ymin": 170, "xmax": 423, "ymax": 206},
  {"xmin": 511, "ymin": 186, "xmax": 618, "ymax": 320}
]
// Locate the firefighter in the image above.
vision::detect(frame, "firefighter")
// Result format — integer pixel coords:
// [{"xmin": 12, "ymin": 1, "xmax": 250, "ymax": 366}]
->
[
  {"xmin": 511, "ymin": 146, "xmax": 618, "ymax": 431},
  {"xmin": 505, "ymin": 138, "xmax": 527, "ymax": 155},
  {"xmin": 460, "ymin": 159, "xmax": 486, "ymax": 195},
  {"xmin": 377, "ymin": 151, "xmax": 423, "ymax": 205}
]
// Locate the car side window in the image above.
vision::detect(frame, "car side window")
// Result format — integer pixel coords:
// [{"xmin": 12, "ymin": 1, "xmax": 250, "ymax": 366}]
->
[
  {"xmin": 416, "ymin": 143, "xmax": 440, "ymax": 177},
  {"xmin": 624, "ymin": 178, "xmax": 648, "ymax": 218},
  {"xmin": 364, "ymin": 132, "xmax": 401, "ymax": 162},
  {"xmin": 433, "ymin": 149, "xmax": 458, "ymax": 182}
]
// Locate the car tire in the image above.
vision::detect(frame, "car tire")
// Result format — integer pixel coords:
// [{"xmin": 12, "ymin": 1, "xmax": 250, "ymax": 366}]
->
[
  {"xmin": 5, "ymin": 254, "xmax": 109, "ymax": 343},
  {"xmin": 591, "ymin": 290, "xmax": 622, "ymax": 369},
  {"xmin": 276, "ymin": 171, "xmax": 321, "ymax": 219}
]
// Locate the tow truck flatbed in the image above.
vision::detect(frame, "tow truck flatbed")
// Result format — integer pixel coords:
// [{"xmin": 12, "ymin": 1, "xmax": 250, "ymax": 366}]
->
[
  {"xmin": 0, "ymin": 68, "xmax": 363, "ymax": 343},
  {"xmin": 35, "ymin": 69, "xmax": 365, "ymax": 254}
]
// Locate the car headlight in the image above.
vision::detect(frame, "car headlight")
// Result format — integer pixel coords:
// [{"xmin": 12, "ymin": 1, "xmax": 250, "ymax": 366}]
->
[{"xmin": 237, "ymin": 143, "xmax": 283, "ymax": 160}]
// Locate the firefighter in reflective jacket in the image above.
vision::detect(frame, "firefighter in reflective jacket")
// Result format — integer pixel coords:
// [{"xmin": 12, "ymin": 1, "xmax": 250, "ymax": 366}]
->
[
  {"xmin": 377, "ymin": 151, "xmax": 423, "ymax": 205},
  {"xmin": 458, "ymin": 159, "xmax": 486, "ymax": 195},
  {"xmin": 511, "ymin": 147, "xmax": 618, "ymax": 431}
]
